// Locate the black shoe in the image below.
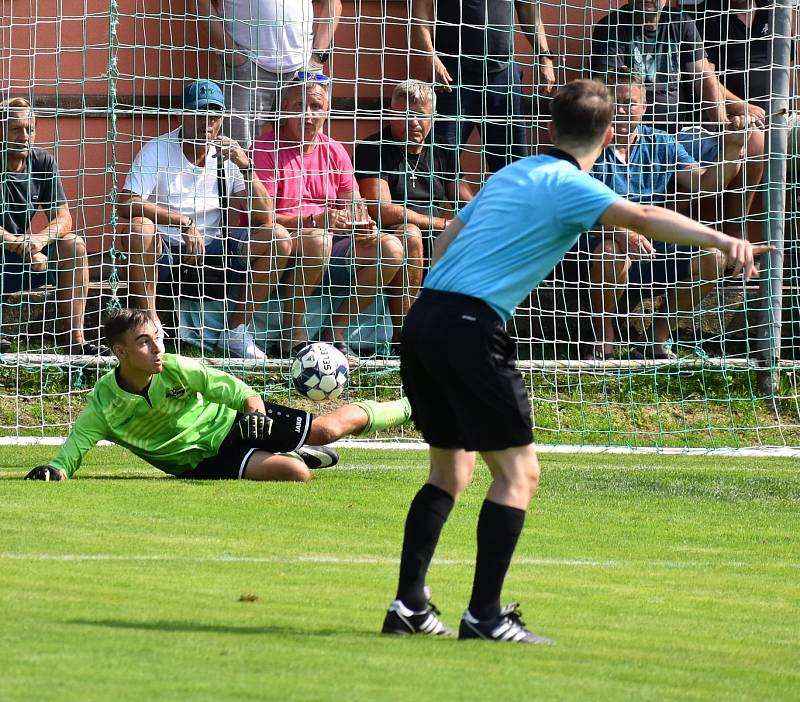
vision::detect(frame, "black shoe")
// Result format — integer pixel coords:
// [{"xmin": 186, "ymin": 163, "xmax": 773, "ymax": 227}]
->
[
  {"xmin": 381, "ymin": 597, "xmax": 455, "ymax": 637},
  {"xmin": 459, "ymin": 603, "xmax": 555, "ymax": 645},
  {"xmin": 333, "ymin": 341, "xmax": 360, "ymax": 367},
  {"xmin": 71, "ymin": 342, "xmax": 113, "ymax": 357},
  {"xmin": 0, "ymin": 337, "xmax": 11, "ymax": 354},
  {"xmin": 296, "ymin": 445, "xmax": 339, "ymax": 469},
  {"xmin": 289, "ymin": 342, "xmax": 309, "ymax": 357}
]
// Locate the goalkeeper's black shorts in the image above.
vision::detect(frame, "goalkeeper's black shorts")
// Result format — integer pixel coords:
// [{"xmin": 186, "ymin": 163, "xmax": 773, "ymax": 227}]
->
[
  {"xmin": 178, "ymin": 403, "xmax": 313, "ymax": 480},
  {"xmin": 400, "ymin": 289, "xmax": 533, "ymax": 451}
]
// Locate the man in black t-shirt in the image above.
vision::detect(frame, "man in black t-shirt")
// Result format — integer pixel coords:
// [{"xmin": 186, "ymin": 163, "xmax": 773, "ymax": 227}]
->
[
  {"xmin": 355, "ymin": 81, "xmax": 473, "ymax": 341},
  {"xmin": 590, "ymin": 0, "xmax": 766, "ymax": 241},
  {"xmin": 692, "ymin": 0, "xmax": 776, "ymax": 113},
  {"xmin": 0, "ymin": 97, "xmax": 108, "ymax": 355},
  {"xmin": 411, "ymin": 0, "xmax": 555, "ymax": 176},
  {"xmin": 691, "ymin": 0, "xmax": 799, "ymax": 162}
]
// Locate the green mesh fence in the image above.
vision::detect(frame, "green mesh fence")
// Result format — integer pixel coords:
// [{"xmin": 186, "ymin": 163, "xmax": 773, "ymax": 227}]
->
[{"xmin": 0, "ymin": 0, "xmax": 798, "ymax": 451}]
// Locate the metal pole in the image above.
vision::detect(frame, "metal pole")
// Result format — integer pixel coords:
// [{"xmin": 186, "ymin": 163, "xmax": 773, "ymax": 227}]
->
[{"xmin": 757, "ymin": 1, "xmax": 793, "ymax": 397}]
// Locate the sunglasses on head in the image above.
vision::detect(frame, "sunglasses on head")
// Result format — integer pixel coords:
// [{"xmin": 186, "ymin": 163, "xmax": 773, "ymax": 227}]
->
[{"xmin": 293, "ymin": 71, "xmax": 331, "ymax": 84}]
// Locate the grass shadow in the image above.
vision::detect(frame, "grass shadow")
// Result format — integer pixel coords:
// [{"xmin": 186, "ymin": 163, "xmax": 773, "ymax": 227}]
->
[{"xmin": 69, "ymin": 618, "xmax": 352, "ymax": 639}]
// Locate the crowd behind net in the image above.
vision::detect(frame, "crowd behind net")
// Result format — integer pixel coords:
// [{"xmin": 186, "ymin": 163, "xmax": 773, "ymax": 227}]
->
[{"xmin": 0, "ymin": 0, "xmax": 799, "ymax": 451}]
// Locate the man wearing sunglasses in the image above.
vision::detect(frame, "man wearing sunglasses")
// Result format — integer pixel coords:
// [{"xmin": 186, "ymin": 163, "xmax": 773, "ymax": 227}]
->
[
  {"xmin": 196, "ymin": 0, "xmax": 342, "ymax": 149},
  {"xmin": 118, "ymin": 79, "xmax": 288, "ymax": 360},
  {"xmin": 252, "ymin": 77, "xmax": 406, "ymax": 360}
]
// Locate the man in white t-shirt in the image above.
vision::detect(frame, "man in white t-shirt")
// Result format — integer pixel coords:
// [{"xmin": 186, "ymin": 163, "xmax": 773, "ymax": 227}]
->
[
  {"xmin": 195, "ymin": 0, "xmax": 342, "ymax": 148},
  {"xmin": 117, "ymin": 79, "xmax": 291, "ymax": 360}
]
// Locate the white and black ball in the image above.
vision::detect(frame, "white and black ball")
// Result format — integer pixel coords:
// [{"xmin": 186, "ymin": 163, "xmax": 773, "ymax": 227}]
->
[{"xmin": 291, "ymin": 342, "xmax": 350, "ymax": 401}]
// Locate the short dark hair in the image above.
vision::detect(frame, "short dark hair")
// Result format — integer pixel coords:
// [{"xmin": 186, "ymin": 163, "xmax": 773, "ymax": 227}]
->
[
  {"xmin": 550, "ymin": 79, "xmax": 614, "ymax": 146},
  {"xmin": 0, "ymin": 97, "xmax": 35, "ymax": 128},
  {"xmin": 103, "ymin": 308, "xmax": 155, "ymax": 346}
]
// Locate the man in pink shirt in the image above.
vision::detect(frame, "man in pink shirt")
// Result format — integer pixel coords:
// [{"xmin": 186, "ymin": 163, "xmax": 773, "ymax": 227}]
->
[{"xmin": 253, "ymin": 76, "xmax": 404, "ymax": 358}]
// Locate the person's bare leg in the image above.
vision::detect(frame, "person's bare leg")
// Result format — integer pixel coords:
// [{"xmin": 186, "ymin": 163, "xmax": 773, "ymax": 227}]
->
[
  {"xmin": 329, "ymin": 234, "xmax": 404, "ymax": 343},
  {"xmin": 465, "ymin": 444, "xmax": 540, "ymax": 622},
  {"xmin": 124, "ymin": 217, "xmax": 160, "ymax": 319},
  {"xmin": 720, "ymin": 129, "xmax": 765, "ymax": 241},
  {"xmin": 386, "ymin": 224, "xmax": 424, "ymax": 341},
  {"xmin": 53, "ymin": 233, "xmax": 89, "ymax": 347},
  {"xmin": 280, "ymin": 228, "xmax": 331, "ymax": 350},
  {"xmin": 588, "ymin": 239, "xmax": 629, "ymax": 356},
  {"xmin": 228, "ymin": 224, "xmax": 292, "ymax": 329},
  {"xmin": 391, "ymin": 447, "xmax": 476, "ymax": 610},
  {"xmin": 242, "ymin": 450, "xmax": 312, "ymax": 481},
  {"xmin": 653, "ymin": 250, "xmax": 724, "ymax": 344}
]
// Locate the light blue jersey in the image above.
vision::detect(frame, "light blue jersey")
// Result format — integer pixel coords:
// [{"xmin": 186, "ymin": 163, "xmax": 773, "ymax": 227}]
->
[{"xmin": 424, "ymin": 152, "xmax": 622, "ymax": 320}]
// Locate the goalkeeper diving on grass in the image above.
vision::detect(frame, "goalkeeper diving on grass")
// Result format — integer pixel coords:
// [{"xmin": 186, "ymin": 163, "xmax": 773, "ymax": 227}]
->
[{"xmin": 25, "ymin": 308, "xmax": 411, "ymax": 481}]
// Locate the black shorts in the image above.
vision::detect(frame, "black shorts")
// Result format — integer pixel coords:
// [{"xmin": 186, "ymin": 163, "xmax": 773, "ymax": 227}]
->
[
  {"xmin": 177, "ymin": 403, "xmax": 313, "ymax": 480},
  {"xmin": 400, "ymin": 289, "xmax": 533, "ymax": 451}
]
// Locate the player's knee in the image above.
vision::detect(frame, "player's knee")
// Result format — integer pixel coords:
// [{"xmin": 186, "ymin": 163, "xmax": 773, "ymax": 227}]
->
[
  {"xmin": 290, "ymin": 464, "xmax": 313, "ymax": 482},
  {"xmin": 526, "ymin": 461, "xmax": 541, "ymax": 492}
]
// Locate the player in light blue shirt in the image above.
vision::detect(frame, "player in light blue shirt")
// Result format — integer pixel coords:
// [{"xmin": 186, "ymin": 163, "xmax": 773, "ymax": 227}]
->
[
  {"xmin": 425, "ymin": 151, "xmax": 621, "ymax": 320},
  {"xmin": 381, "ymin": 79, "xmax": 769, "ymax": 644}
]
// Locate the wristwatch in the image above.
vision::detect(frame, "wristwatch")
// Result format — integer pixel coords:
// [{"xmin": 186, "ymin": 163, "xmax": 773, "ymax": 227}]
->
[
  {"xmin": 540, "ymin": 50, "xmax": 556, "ymax": 61},
  {"xmin": 180, "ymin": 217, "xmax": 194, "ymax": 232},
  {"xmin": 311, "ymin": 50, "xmax": 330, "ymax": 65}
]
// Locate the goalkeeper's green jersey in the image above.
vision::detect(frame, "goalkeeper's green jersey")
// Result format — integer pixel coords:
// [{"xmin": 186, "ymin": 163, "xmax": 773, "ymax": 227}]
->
[{"xmin": 51, "ymin": 353, "xmax": 257, "ymax": 477}]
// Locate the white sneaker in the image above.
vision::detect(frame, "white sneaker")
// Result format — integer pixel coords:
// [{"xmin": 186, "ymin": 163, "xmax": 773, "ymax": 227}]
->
[{"xmin": 219, "ymin": 324, "xmax": 267, "ymax": 360}]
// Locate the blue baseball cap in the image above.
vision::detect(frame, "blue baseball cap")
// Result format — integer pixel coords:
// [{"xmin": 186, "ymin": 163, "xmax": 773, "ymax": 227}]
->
[{"xmin": 183, "ymin": 79, "xmax": 225, "ymax": 110}]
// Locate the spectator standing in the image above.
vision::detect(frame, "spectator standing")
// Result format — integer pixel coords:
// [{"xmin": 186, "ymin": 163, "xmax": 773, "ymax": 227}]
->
[
  {"xmin": 411, "ymin": 0, "xmax": 556, "ymax": 176},
  {"xmin": 196, "ymin": 0, "xmax": 342, "ymax": 148},
  {"xmin": 253, "ymin": 77, "xmax": 404, "ymax": 359}
]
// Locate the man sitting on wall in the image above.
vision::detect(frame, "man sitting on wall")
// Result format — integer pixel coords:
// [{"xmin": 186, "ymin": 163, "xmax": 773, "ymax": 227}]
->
[
  {"xmin": 355, "ymin": 80, "xmax": 473, "ymax": 344},
  {"xmin": 0, "ymin": 97, "xmax": 108, "ymax": 356},
  {"xmin": 252, "ymin": 75, "xmax": 405, "ymax": 360},
  {"xmin": 117, "ymin": 79, "xmax": 290, "ymax": 360}
]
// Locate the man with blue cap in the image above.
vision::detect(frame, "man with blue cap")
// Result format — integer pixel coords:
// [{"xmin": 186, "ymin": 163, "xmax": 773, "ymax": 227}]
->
[{"xmin": 117, "ymin": 79, "xmax": 291, "ymax": 360}]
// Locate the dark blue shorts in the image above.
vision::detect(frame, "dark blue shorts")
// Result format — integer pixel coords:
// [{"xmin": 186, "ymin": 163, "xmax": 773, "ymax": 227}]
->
[
  {"xmin": 628, "ymin": 242, "xmax": 695, "ymax": 290},
  {"xmin": 157, "ymin": 227, "xmax": 249, "ymax": 281},
  {"xmin": 677, "ymin": 127, "xmax": 721, "ymax": 166},
  {"xmin": 0, "ymin": 243, "xmax": 57, "ymax": 295},
  {"xmin": 324, "ymin": 235, "xmax": 355, "ymax": 296}
]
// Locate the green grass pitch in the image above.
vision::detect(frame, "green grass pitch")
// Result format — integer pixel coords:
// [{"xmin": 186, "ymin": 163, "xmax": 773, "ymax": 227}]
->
[{"xmin": 1, "ymin": 446, "xmax": 798, "ymax": 701}]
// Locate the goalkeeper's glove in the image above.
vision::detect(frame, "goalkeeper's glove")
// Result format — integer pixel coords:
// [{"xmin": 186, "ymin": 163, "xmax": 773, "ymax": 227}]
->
[
  {"xmin": 25, "ymin": 465, "xmax": 66, "ymax": 481},
  {"xmin": 237, "ymin": 412, "xmax": 272, "ymax": 441}
]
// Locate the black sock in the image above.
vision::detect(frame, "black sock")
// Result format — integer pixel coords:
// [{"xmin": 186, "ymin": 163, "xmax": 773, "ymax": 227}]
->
[
  {"xmin": 468, "ymin": 499, "xmax": 526, "ymax": 621},
  {"xmin": 395, "ymin": 483, "xmax": 454, "ymax": 611}
]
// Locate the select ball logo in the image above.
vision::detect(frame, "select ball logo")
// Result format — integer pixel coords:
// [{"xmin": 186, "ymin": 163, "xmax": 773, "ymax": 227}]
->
[{"xmin": 291, "ymin": 342, "xmax": 350, "ymax": 401}]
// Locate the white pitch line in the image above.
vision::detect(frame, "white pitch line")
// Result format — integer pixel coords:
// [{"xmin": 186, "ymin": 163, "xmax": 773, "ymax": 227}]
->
[
  {"xmin": 0, "ymin": 552, "xmax": 796, "ymax": 569},
  {"xmin": 2, "ymin": 436, "xmax": 800, "ymax": 458}
]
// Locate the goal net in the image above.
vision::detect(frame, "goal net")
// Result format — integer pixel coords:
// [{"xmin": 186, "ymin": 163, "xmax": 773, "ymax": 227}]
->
[{"xmin": 0, "ymin": 0, "xmax": 798, "ymax": 452}]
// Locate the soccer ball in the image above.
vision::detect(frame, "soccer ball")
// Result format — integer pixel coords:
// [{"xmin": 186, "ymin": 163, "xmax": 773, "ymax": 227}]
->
[{"xmin": 291, "ymin": 342, "xmax": 350, "ymax": 401}]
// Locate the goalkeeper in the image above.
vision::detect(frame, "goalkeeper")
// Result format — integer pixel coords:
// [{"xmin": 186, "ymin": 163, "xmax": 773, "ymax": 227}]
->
[{"xmin": 25, "ymin": 308, "xmax": 411, "ymax": 481}]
